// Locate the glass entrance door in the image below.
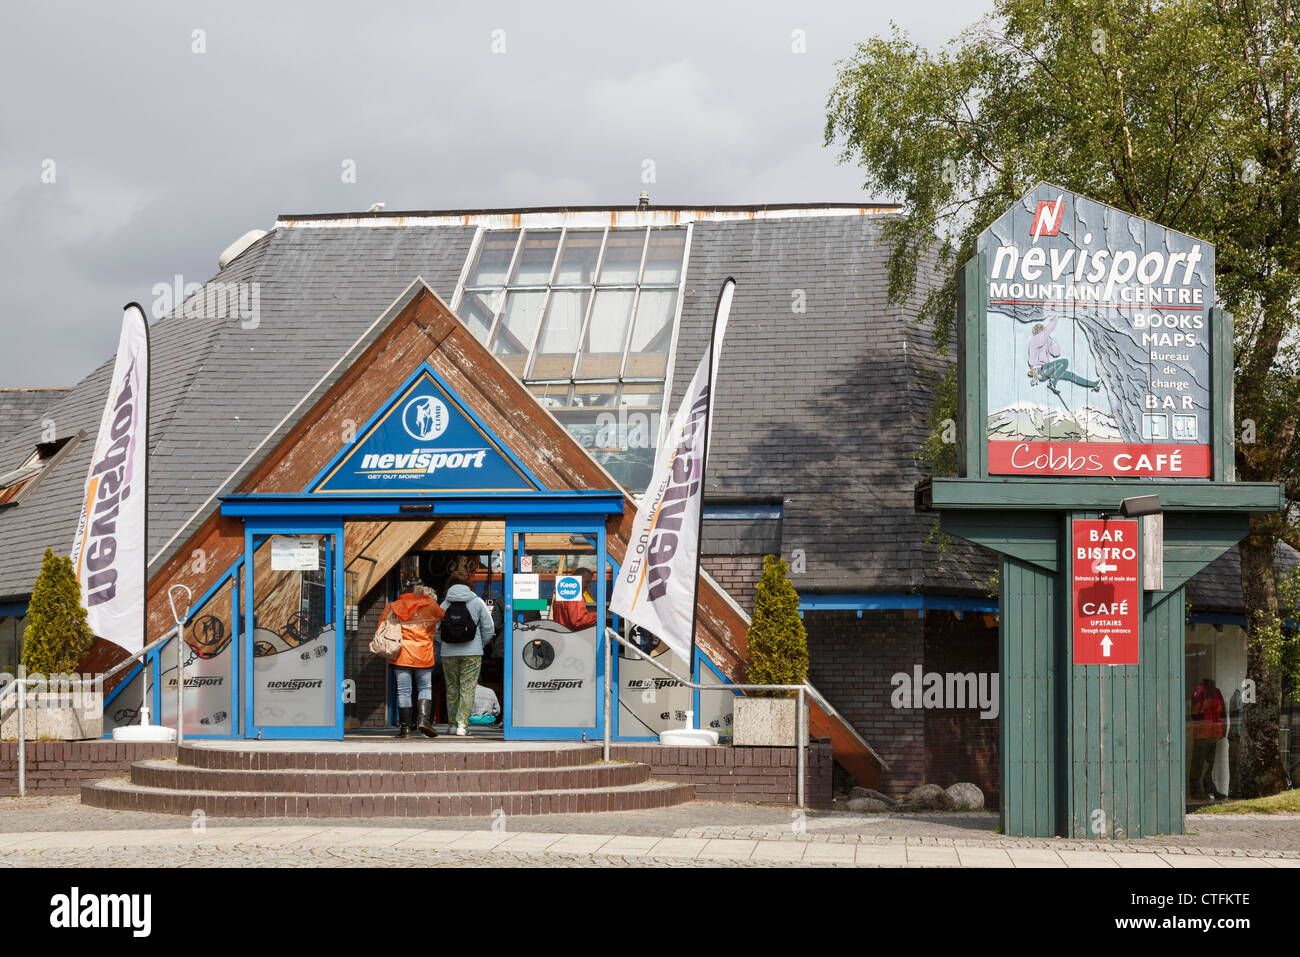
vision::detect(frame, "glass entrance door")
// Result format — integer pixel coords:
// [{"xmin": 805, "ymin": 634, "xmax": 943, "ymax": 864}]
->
[
  {"xmin": 503, "ymin": 520, "xmax": 606, "ymax": 740},
  {"xmin": 243, "ymin": 522, "xmax": 344, "ymax": 739}
]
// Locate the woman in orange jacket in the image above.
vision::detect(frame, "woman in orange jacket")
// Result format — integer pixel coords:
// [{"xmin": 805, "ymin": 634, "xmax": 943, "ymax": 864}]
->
[{"xmin": 381, "ymin": 583, "xmax": 444, "ymax": 738}]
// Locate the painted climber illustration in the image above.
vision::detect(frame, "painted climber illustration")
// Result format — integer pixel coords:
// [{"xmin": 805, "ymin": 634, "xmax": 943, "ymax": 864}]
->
[{"xmin": 1026, "ymin": 316, "xmax": 1101, "ymax": 396}]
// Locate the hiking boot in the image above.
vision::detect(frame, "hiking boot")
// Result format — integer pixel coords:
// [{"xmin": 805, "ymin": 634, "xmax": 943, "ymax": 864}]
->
[{"xmin": 417, "ymin": 699, "xmax": 438, "ymax": 738}]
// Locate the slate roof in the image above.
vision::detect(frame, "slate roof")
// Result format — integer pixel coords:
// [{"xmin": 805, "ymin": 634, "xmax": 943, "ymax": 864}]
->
[
  {"xmin": 0, "ymin": 226, "xmax": 475, "ymax": 600},
  {"xmin": 0, "ymin": 388, "xmax": 70, "ymax": 444},
  {"xmin": 673, "ymin": 217, "xmax": 994, "ymax": 594},
  {"xmin": 0, "ymin": 209, "xmax": 1271, "ymax": 606},
  {"xmin": 1187, "ymin": 541, "xmax": 1300, "ymax": 612}
]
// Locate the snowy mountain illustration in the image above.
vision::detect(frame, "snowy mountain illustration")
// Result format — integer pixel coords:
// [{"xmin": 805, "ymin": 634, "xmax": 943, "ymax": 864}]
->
[{"xmin": 988, "ymin": 402, "xmax": 1121, "ymax": 442}]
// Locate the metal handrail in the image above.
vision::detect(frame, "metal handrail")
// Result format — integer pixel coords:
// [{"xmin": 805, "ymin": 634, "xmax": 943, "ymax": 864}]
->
[
  {"xmin": 4, "ymin": 593, "xmax": 190, "ymax": 797},
  {"xmin": 602, "ymin": 627, "xmax": 813, "ymax": 807}
]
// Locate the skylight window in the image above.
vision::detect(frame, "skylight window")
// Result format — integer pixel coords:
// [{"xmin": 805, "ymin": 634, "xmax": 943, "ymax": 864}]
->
[
  {"xmin": 455, "ymin": 225, "xmax": 689, "ymax": 490},
  {"xmin": 0, "ymin": 431, "xmax": 83, "ymax": 507}
]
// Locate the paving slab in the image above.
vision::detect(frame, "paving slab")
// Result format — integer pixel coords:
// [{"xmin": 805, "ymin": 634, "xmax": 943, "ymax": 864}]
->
[
  {"xmin": 751, "ymin": 840, "xmax": 807, "ymax": 862},
  {"xmin": 802, "ymin": 843, "xmax": 857, "ymax": 863},
  {"xmin": 1159, "ymin": 854, "xmax": 1222, "ymax": 868},
  {"xmin": 390, "ymin": 829, "xmax": 471, "ymax": 848},
  {"xmin": 496, "ymin": 832, "xmax": 568, "ymax": 852},
  {"xmin": 906, "ymin": 845, "xmax": 961, "ymax": 867},
  {"xmin": 645, "ymin": 837, "xmax": 707, "ymax": 859},
  {"xmin": 1108, "ymin": 851, "xmax": 1169, "ymax": 868},
  {"xmin": 954, "ymin": 847, "xmax": 1014, "ymax": 867},
  {"xmin": 545, "ymin": 834, "xmax": 613, "ymax": 855},
  {"xmin": 1007, "ymin": 849, "xmax": 1066, "ymax": 868},
  {"xmin": 699, "ymin": 839, "xmax": 758, "ymax": 861},
  {"xmin": 593, "ymin": 835, "xmax": 661, "ymax": 856},
  {"xmin": 1058, "ymin": 850, "xmax": 1120, "ymax": 868}
]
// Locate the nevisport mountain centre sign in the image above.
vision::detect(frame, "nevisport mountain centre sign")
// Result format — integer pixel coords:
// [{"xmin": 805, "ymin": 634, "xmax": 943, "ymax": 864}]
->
[{"xmin": 976, "ymin": 183, "xmax": 1213, "ymax": 478}]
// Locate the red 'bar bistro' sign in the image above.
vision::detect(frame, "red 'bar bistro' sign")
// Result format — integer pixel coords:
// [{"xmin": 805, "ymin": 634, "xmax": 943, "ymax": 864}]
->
[
  {"xmin": 990, "ymin": 442, "xmax": 1211, "ymax": 477},
  {"xmin": 1072, "ymin": 519, "xmax": 1141, "ymax": 665}
]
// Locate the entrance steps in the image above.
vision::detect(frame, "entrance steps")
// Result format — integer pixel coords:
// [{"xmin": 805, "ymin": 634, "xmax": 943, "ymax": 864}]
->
[{"xmin": 80, "ymin": 741, "xmax": 694, "ymax": 817}]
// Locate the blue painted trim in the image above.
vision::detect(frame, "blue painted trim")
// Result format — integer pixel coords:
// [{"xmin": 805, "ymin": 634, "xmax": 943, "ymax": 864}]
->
[
  {"xmin": 702, "ymin": 504, "xmax": 782, "ymax": 520},
  {"xmin": 0, "ymin": 601, "xmax": 28, "ymax": 617},
  {"xmin": 796, "ymin": 593, "xmax": 999, "ymax": 615},
  {"xmin": 502, "ymin": 517, "xmax": 607, "ymax": 741},
  {"xmin": 102, "ymin": 661, "xmax": 142, "ymax": 708},
  {"xmin": 304, "ymin": 361, "xmax": 546, "ymax": 494},
  {"xmin": 1187, "ymin": 613, "xmax": 1247, "ymax": 626},
  {"xmin": 221, "ymin": 493, "xmax": 624, "ymax": 520},
  {"xmin": 699, "ymin": 654, "xmax": 737, "ymax": 688},
  {"xmin": 242, "ymin": 522, "xmax": 345, "ymax": 740}
]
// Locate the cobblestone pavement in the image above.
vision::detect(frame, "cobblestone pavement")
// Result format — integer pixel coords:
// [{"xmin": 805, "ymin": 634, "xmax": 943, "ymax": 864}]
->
[{"xmin": 2, "ymin": 797, "xmax": 1298, "ymax": 866}]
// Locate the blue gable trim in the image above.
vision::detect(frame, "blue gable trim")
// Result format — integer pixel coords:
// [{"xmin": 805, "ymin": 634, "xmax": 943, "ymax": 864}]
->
[{"xmin": 308, "ymin": 362, "xmax": 544, "ymax": 495}]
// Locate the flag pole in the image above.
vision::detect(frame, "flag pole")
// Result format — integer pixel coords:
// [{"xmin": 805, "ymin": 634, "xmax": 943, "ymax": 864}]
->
[
  {"xmin": 685, "ymin": 278, "xmax": 734, "ymax": 727},
  {"xmin": 125, "ymin": 303, "xmax": 150, "ymax": 722}
]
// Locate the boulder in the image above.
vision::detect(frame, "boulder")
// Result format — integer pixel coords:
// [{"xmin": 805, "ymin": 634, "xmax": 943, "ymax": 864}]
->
[
  {"xmin": 945, "ymin": 782, "xmax": 985, "ymax": 810},
  {"xmin": 905, "ymin": 783, "xmax": 957, "ymax": 811},
  {"xmin": 849, "ymin": 786, "xmax": 897, "ymax": 807},
  {"xmin": 846, "ymin": 797, "xmax": 892, "ymax": 813}
]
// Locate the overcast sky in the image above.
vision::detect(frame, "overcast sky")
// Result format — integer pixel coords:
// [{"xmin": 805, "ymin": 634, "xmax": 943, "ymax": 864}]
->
[{"xmin": 0, "ymin": 1, "xmax": 991, "ymax": 388}]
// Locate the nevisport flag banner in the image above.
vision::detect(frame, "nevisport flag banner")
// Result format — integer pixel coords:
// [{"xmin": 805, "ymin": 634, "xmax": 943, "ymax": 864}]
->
[
  {"xmin": 610, "ymin": 280, "xmax": 733, "ymax": 662},
  {"xmin": 72, "ymin": 305, "xmax": 149, "ymax": 655}
]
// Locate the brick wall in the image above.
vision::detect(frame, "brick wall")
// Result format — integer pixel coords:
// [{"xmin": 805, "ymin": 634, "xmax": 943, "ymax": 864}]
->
[
  {"xmin": 351, "ymin": 585, "xmax": 390, "ymax": 728},
  {"xmin": 701, "ymin": 555, "xmax": 764, "ymax": 616},
  {"xmin": 612, "ymin": 741, "xmax": 833, "ymax": 809},
  {"xmin": 804, "ymin": 609, "xmax": 925, "ymax": 799},
  {"xmin": 803, "ymin": 608, "xmax": 1001, "ymax": 807},
  {"xmin": 0, "ymin": 741, "xmax": 175, "ymax": 796},
  {"xmin": 924, "ymin": 612, "xmax": 1000, "ymax": 807}
]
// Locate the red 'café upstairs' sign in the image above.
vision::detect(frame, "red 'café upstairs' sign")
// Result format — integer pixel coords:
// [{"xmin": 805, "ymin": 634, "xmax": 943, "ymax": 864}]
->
[
  {"xmin": 978, "ymin": 184, "xmax": 1214, "ymax": 478},
  {"xmin": 1072, "ymin": 519, "xmax": 1141, "ymax": 665}
]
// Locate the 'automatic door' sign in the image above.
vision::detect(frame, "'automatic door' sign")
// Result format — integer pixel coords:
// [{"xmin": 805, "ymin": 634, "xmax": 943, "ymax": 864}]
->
[
  {"xmin": 1072, "ymin": 519, "xmax": 1140, "ymax": 665},
  {"xmin": 978, "ymin": 184, "xmax": 1214, "ymax": 477}
]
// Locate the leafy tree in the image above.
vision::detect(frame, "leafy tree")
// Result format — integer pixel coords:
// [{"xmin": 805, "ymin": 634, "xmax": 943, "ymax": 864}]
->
[
  {"xmin": 745, "ymin": 555, "xmax": 810, "ymax": 696},
  {"xmin": 20, "ymin": 548, "xmax": 95, "ymax": 675},
  {"xmin": 826, "ymin": 0, "xmax": 1300, "ymax": 796}
]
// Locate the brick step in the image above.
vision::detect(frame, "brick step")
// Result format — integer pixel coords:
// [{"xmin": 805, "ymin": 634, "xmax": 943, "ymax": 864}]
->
[
  {"xmin": 177, "ymin": 742, "xmax": 602, "ymax": 772},
  {"xmin": 130, "ymin": 758, "xmax": 650, "ymax": 794},
  {"xmin": 80, "ymin": 777, "xmax": 694, "ymax": 817}
]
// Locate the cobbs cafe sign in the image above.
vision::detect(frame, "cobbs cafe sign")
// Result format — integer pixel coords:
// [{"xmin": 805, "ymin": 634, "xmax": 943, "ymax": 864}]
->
[{"xmin": 977, "ymin": 184, "xmax": 1214, "ymax": 478}]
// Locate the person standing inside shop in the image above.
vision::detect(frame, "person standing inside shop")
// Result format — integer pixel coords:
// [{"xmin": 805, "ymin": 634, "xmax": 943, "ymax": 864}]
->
[
  {"xmin": 1189, "ymin": 677, "xmax": 1227, "ymax": 799},
  {"xmin": 382, "ymin": 580, "xmax": 444, "ymax": 738},
  {"xmin": 552, "ymin": 567, "xmax": 599, "ymax": 631},
  {"xmin": 438, "ymin": 568, "xmax": 495, "ymax": 736}
]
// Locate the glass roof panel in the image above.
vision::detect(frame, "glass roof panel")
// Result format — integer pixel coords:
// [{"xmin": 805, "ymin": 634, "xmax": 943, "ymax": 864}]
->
[
  {"xmin": 641, "ymin": 229, "xmax": 686, "ymax": 284},
  {"xmin": 554, "ymin": 230, "xmax": 603, "ymax": 285},
  {"xmin": 530, "ymin": 289, "xmax": 589, "ymax": 379},
  {"xmin": 490, "ymin": 290, "xmax": 547, "ymax": 376},
  {"xmin": 577, "ymin": 290, "xmax": 635, "ymax": 378},
  {"xmin": 597, "ymin": 230, "xmax": 646, "ymax": 284},
  {"xmin": 468, "ymin": 231, "xmax": 519, "ymax": 286},
  {"xmin": 624, "ymin": 289, "xmax": 677, "ymax": 378},
  {"xmin": 511, "ymin": 231, "xmax": 561, "ymax": 285}
]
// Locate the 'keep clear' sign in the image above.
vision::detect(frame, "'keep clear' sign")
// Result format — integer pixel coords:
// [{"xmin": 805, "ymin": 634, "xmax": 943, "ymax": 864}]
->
[{"xmin": 1072, "ymin": 519, "xmax": 1140, "ymax": 665}]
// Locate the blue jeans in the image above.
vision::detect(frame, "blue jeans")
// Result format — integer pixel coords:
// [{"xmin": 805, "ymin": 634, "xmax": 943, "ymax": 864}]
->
[{"xmin": 393, "ymin": 666, "xmax": 433, "ymax": 708}]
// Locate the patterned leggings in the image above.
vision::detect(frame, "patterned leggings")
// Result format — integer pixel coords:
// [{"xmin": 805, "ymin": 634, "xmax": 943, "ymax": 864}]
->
[{"xmin": 442, "ymin": 656, "xmax": 482, "ymax": 726}]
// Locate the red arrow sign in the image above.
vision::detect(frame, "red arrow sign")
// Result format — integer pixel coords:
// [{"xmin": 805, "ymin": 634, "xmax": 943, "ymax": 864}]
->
[{"xmin": 1072, "ymin": 519, "xmax": 1140, "ymax": 665}]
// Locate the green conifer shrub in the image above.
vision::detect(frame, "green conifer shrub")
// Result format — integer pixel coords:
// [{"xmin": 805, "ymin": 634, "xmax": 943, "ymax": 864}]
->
[
  {"xmin": 744, "ymin": 555, "xmax": 810, "ymax": 697},
  {"xmin": 20, "ymin": 548, "xmax": 95, "ymax": 675}
]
